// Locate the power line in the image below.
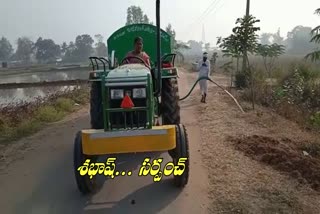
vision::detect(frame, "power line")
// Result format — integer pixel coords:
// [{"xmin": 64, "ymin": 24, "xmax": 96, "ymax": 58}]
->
[
  {"xmin": 181, "ymin": 0, "xmax": 219, "ymax": 34},
  {"xmin": 185, "ymin": 0, "xmax": 223, "ymax": 41}
]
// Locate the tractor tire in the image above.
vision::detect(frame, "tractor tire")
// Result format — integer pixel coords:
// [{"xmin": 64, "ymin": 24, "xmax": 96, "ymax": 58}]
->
[
  {"xmin": 73, "ymin": 131, "xmax": 98, "ymax": 195},
  {"xmin": 161, "ymin": 78, "xmax": 180, "ymax": 125},
  {"xmin": 90, "ymin": 81, "xmax": 103, "ymax": 129},
  {"xmin": 172, "ymin": 124, "xmax": 189, "ymax": 188}
]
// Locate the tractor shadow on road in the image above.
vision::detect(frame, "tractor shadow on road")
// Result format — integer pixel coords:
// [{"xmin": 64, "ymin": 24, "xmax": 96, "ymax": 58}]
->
[
  {"xmin": 84, "ymin": 152, "xmax": 183, "ymax": 214},
  {"xmin": 13, "ymin": 147, "xmax": 182, "ymax": 214},
  {"xmin": 85, "ymin": 179, "xmax": 181, "ymax": 214}
]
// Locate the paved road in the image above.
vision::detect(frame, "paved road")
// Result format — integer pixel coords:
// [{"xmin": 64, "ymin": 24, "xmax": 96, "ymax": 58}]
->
[{"xmin": 0, "ymin": 70, "xmax": 210, "ymax": 214}]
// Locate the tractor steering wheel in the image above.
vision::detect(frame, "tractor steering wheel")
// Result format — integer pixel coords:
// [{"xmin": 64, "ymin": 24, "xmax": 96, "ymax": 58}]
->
[{"xmin": 120, "ymin": 56, "xmax": 151, "ymax": 69}]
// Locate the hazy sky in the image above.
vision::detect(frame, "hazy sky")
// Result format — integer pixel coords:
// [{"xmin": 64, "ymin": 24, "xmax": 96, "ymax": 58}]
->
[{"xmin": 1, "ymin": 0, "xmax": 319, "ymax": 47}]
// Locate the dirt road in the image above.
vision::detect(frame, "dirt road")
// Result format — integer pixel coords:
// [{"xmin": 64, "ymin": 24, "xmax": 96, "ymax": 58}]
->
[
  {"xmin": 1, "ymin": 68, "xmax": 320, "ymax": 214},
  {"xmin": 0, "ymin": 69, "xmax": 210, "ymax": 214}
]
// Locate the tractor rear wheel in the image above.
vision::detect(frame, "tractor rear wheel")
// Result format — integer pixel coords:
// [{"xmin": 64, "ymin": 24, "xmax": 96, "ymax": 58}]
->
[
  {"xmin": 73, "ymin": 131, "xmax": 97, "ymax": 195},
  {"xmin": 90, "ymin": 81, "xmax": 103, "ymax": 129},
  {"xmin": 161, "ymin": 78, "xmax": 180, "ymax": 125},
  {"xmin": 172, "ymin": 124, "xmax": 189, "ymax": 188}
]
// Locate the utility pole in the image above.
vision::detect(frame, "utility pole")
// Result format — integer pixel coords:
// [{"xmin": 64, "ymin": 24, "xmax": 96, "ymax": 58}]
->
[
  {"xmin": 242, "ymin": 0, "xmax": 250, "ymax": 75},
  {"xmin": 246, "ymin": 0, "xmax": 250, "ymax": 16},
  {"xmin": 242, "ymin": 0, "xmax": 255, "ymax": 110}
]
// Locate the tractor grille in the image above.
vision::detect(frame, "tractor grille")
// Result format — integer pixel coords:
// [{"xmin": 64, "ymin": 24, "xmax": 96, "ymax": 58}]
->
[{"xmin": 109, "ymin": 86, "xmax": 148, "ymax": 130}]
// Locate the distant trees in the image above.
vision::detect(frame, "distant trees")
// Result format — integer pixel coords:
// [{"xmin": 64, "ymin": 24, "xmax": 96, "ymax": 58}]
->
[
  {"xmin": 0, "ymin": 37, "xmax": 13, "ymax": 61},
  {"xmin": 0, "ymin": 34, "xmax": 99, "ymax": 64},
  {"xmin": 62, "ymin": 34, "xmax": 94, "ymax": 62},
  {"xmin": 165, "ymin": 23, "xmax": 189, "ymax": 62},
  {"xmin": 259, "ymin": 26, "xmax": 319, "ymax": 55},
  {"xmin": 286, "ymin": 26, "xmax": 317, "ymax": 54},
  {"xmin": 63, "ymin": 42, "xmax": 77, "ymax": 62},
  {"xmin": 94, "ymin": 34, "xmax": 108, "ymax": 56},
  {"xmin": 187, "ymin": 40, "xmax": 203, "ymax": 55},
  {"xmin": 34, "ymin": 37, "xmax": 61, "ymax": 63},
  {"xmin": 205, "ymin": 43, "xmax": 211, "ymax": 52},
  {"xmin": 126, "ymin": 6, "xmax": 152, "ymax": 25},
  {"xmin": 16, "ymin": 37, "xmax": 34, "ymax": 63},
  {"xmin": 73, "ymin": 34, "xmax": 94, "ymax": 61},
  {"xmin": 166, "ymin": 24, "xmax": 176, "ymax": 49},
  {"xmin": 259, "ymin": 33, "xmax": 273, "ymax": 45},
  {"xmin": 256, "ymin": 43, "xmax": 285, "ymax": 77},
  {"xmin": 60, "ymin": 42, "xmax": 68, "ymax": 57},
  {"xmin": 305, "ymin": 8, "xmax": 320, "ymax": 62},
  {"xmin": 273, "ymin": 28, "xmax": 284, "ymax": 45}
]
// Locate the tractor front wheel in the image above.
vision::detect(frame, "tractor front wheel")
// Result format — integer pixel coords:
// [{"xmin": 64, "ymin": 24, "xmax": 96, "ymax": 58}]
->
[
  {"xmin": 171, "ymin": 124, "xmax": 189, "ymax": 187},
  {"xmin": 161, "ymin": 78, "xmax": 180, "ymax": 125},
  {"xmin": 73, "ymin": 131, "xmax": 97, "ymax": 195},
  {"xmin": 90, "ymin": 81, "xmax": 103, "ymax": 129}
]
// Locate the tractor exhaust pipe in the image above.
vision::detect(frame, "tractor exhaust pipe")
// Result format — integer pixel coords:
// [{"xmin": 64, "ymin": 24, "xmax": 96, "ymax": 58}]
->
[{"xmin": 155, "ymin": 0, "xmax": 161, "ymax": 96}]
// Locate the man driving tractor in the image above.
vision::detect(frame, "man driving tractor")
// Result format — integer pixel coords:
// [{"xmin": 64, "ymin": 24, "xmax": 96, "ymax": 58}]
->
[{"xmin": 126, "ymin": 36, "xmax": 151, "ymax": 67}]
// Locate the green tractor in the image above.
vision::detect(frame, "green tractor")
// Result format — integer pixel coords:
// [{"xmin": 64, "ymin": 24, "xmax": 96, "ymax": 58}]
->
[{"xmin": 74, "ymin": 0, "xmax": 189, "ymax": 195}]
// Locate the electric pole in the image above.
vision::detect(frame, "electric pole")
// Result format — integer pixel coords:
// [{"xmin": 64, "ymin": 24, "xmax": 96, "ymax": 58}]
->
[
  {"xmin": 246, "ymin": 0, "xmax": 250, "ymax": 16},
  {"xmin": 242, "ymin": 0, "xmax": 255, "ymax": 110},
  {"xmin": 242, "ymin": 0, "xmax": 250, "ymax": 75}
]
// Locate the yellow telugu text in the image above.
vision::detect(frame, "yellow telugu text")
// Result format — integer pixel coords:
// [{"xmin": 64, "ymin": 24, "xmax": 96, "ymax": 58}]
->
[{"xmin": 77, "ymin": 157, "xmax": 188, "ymax": 182}]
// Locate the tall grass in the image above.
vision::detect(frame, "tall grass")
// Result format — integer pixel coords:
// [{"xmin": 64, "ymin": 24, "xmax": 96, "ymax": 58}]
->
[
  {"xmin": 229, "ymin": 55, "xmax": 320, "ymax": 130},
  {"xmin": 0, "ymin": 85, "xmax": 89, "ymax": 144}
]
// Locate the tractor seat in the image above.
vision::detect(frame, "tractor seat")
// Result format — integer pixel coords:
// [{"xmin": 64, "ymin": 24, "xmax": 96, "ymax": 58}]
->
[
  {"xmin": 162, "ymin": 62, "xmax": 173, "ymax": 68},
  {"xmin": 154, "ymin": 61, "xmax": 174, "ymax": 69}
]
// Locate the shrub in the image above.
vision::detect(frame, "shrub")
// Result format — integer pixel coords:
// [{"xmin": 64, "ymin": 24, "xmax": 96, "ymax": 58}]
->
[
  {"xmin": 235, "ymin": 73, "xmax": 247, "ymax": 88},
  {"xmin": 36, "ymin": 106, "xmax": 64, "ymax": 123},
  {"xmin": 15, "ymin": 120, "xmax": 41, "ymax": 137},
  {"xmin": 55, "ymin": 98, "xmax": 74, "ymax": 112}
]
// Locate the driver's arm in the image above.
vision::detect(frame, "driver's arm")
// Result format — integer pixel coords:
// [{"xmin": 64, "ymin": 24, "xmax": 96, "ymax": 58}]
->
[
  {"xmin": 146, "ymin": 58, "xmax": 151, "ymax": 67},
  {"xmin": 143, "ymin": 52, "xmax": 151, "ymax": 67}
]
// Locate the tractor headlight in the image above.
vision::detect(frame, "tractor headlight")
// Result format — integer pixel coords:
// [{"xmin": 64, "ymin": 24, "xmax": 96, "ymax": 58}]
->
[
  {"xmin": 110, "ymin": 89, "xmax": 124, "ymax": 99},
  {"xmin": 132, "ymin": 88, "xmax": 146, "ymax": 98}
]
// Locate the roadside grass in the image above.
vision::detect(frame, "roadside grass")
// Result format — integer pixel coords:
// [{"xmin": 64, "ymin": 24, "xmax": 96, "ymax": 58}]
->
[
  {"xmin": 0, "ymin": 85, "xmax": 89, "ymax": 144},
  {"xmin": 220, "ymin": 56, "xmax": 320, "ymax": 131}
]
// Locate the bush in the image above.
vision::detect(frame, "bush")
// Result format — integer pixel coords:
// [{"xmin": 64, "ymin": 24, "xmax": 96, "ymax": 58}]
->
[
  {"xmin": 310, "ymin": 112, "xmax": 320, "ymax": 128},
  {"xmin": 15, "ymin": 120, "xmax": 41, "ymax": 137},
  {"xmin": 55, "ymin": 98, "xmax": 74, "ymax": 112},
  {"xmin": 37, "ymin": 106, "xmax": 64, "ymax": 123},
  {"xmin": 235, "ymin": 73, "xmax": 247, "ymax": 88}
]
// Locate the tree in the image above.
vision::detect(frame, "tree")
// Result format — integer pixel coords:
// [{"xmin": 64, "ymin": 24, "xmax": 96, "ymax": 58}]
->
[
  {"xmin": 217, "ymin": 34, "xmax": 242, "ymax": 87},
  {"xmin": 34, "ymin": 37, "xmax": 61, "ymax": 63},
  {"xmin": 286, "ymin": 25, "xmax": 317, "ymax": 55},
  {"xmin": 126, "ymin": 6, "xmax": 151, "ymax": 25},
  {"xmin": 0, "ymin": 37, "xmax": 13, "ymax": 61},
  {"xmin": 187, "ymin": 40, "xmax": 203, "ymax": 54},
  {"xmin": 305, "ymin": 8, "xmax": 320, "ymax": 62},
  {"xmin": 166, "ymin": 24, "xmax": 176, "ymax": 48},
  {"xmin": 219, "ymin": 15, "xmax": 260, "ymax": 109},
  {"xmin": 73, "ymin": 34, "xmax": 94, "ymax": 62},
  {"xmin": 210, "ymin": 52, "xmax": 218, "ymax": 75},
  {"xmin": 205, "ymin": 43, "xmax": 210, "ymax": 52},
  {"xmin": 94, "ymin": 34, "xmax": 107, "ymax": 56},
  {"xmin": 231, "ymin": 15, "xmax": 260, "ymax": 89},
  {"xmin": 61, "ymin": 42, "xmax": 68, "ymax": 56},
  {"xmin": 165, "ymin": 24, "xmax": 189, "ymax": 62},
  {"xmin": 217, "ymin": 34, "xmax": 242, "ymax": 73},
  {"xmin": 15, "ymin": 37, "xmax": 34, "ymax": 63},
  {"xmin": 63, "ymin": 41, "xmax": 76, "ymax": 62},
  {"xmin": 256, "ymin": 43, "xmax": 285, "ymax": 77},
  {"xmin": 143, "ymin": 15, "xmax": 150, "ymax": 24},
  {"xmin": 234, "ymin": 15, "xmax": 260, "ymax": 109},
  {"xmin": 260, "ymin": 33, "xmax": 272, "ymax": 45},
  {"xmin": 272, "ymin": 28, "xmax": 284, "ymax": 45}
]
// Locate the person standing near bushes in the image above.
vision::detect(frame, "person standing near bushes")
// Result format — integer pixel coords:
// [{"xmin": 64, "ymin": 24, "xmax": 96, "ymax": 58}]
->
[{"xmin": 197, "ymin": 52, "xmax": 210, "ymax": 103}]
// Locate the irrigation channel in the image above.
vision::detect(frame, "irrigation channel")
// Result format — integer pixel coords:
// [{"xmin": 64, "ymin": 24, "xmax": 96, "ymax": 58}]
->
[{"xmin": 0, "ymin": 66, "xmax": 90, "ymax": 105}]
